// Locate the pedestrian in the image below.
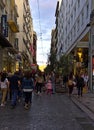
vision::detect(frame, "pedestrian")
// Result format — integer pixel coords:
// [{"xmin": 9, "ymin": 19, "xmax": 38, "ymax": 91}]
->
[
  {"xmin": 63, "ymin": 75, "xmax": 68, "ymax": 88},
  {"xmin": 83, "ymin": 72, "xmax": 88, "ymax": 88},
  {"xmin": 0, "ymin": 72, "xmax": 9, "ymax": 107},
  {"xmin": 22, "ymin": 71, "xmax": 34, "ymax": 109},
  {"xmin": 51, "ymin": 71, "xmax": 56, "ymax": 94},
  {"xmin": 17, "ymin": 69, "xmax": 24, "ymax": 102},
  {"xmin": 76, "ymin": 73, "xmax": 85, "ymax": 98},
  {"xmin": 9, "ymin": 71, "xmax": 21, "ymax": 109},
  {"xmin": 46, "ymin": 79, "xmax": 52, "ymax": 95},
  {"xmin": 36, "ymin": 72, "xmax": 44, "ymax": 95},
  {"xmin": 68, "ymin": 72, "xmax": 74, "ymax": 97},
  {"xmin": 7, "ymin": 72, "xmax": 12, "ymax": 100}
]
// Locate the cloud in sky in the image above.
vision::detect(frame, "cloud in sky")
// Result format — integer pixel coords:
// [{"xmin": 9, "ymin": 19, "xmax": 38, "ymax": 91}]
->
[{"xmin": 29, "ymin": 0, "xmax": 57, "ymax": 65}]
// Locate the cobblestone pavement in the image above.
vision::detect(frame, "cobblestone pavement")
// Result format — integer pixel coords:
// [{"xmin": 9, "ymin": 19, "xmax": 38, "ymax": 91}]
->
[
  {"xmin": 0, "ymin": 93, "xmax": 94, "ymax": 130},
  {"xmin": 71, "ymin": 92, "xmax": 94, "ymax": 121}
]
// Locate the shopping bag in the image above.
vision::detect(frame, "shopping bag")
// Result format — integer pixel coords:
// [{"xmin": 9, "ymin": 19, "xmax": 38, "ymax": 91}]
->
[{"xmin": 83, "ymin": 86, "xmax": 88, "ymax": 94}]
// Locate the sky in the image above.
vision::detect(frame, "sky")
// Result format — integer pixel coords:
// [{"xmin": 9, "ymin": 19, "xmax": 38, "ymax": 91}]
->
[{"xmin": 29, "ymin": 0, "xmax": 57, "ymax": 65}]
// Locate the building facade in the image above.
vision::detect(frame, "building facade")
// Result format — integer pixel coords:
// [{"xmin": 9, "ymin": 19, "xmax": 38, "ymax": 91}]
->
[
  {"xmin": 58, "ymin": 0, "xmax": 91, "ymax": 56},
  {"xmin": 0, "ymin": 0, "xmax": 35, "ymax": 72},
  {"xmin": 55, "ymin": 0, "xmax": 94, "ymax": 91},
  {"xmin": 0, "ymin": 0, "xmax": 19, "ymax": 72},
  {"xmin": 15, "ymin": 0, "xmax": 34, "ymax": 71}
]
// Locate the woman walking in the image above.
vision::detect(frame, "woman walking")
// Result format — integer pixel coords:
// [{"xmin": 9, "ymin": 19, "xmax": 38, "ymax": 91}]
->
[
  {"xmin": 0, "ymin": 72, "xmax": 9, "ymax": 106},
  {"xmin": 36, "ymin": 72, "xmax": 44, "ymax": 95},
  {"xmin": 76, "ymin": 73, "xmax": 85, "ymax": 98},
  {"xmin": 46, "ymin": 78, "xmax": 52, "ymax": 95},
  {"xmin": 22, "ymin": 71, "xmax": 34, "ymax": 109}
]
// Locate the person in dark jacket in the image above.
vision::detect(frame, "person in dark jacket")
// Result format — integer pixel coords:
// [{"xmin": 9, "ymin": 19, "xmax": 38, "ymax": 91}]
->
[
  {"xmin": 9, "ymin": 71, "xmax": 21, "ymax": 108},
  {"xmin": 76, "ymin": 73, "xmax": 85, "ymax": 97},
  {"xmin": 22, "ymin": 71, "xmax": 34, "ymax": 109}
]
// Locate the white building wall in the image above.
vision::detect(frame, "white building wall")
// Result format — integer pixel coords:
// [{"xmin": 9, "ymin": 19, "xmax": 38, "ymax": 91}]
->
[{"xmin": 58, "ymin": 0, "xmax": 92, "ymax": 57}]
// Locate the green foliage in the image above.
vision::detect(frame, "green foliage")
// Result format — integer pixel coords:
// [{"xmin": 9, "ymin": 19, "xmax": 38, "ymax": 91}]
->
[
  {"xmin": 45, "ymin": 52, "xmax": 73, "ymax": 75},
  {"xmin": 58, "ymin": 54, "xmax": 73, "ymax": 75}
]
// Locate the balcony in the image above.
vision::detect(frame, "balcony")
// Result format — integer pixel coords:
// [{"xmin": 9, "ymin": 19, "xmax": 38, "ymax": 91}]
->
[
  {"xmin": 8, "ymin": 20, "xmax": 19, "ymax": 32},
  {"xmin": 7, "ymin": 13, "xmax": 19, "ymax": 32}
]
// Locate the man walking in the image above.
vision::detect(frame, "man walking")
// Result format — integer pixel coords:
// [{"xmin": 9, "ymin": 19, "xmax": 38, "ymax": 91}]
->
[{"xmin": 9, "ymin": 71, "xmax": 21, "ymax": 108}]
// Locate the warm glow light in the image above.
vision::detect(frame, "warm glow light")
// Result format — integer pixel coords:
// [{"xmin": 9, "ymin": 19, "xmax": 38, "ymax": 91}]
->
[
  {"xmin": 78, "ymin": 52, "xmax": 82, "ymax": 58},
  {"xmin": 39, "ymin": 64, "xmax": 47, "ymax": 72}
]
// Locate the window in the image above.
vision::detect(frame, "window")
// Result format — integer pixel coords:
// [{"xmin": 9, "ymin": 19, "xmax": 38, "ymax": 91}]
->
[
  {"xmin": 81, "ymin": 11, "xmax": 84, "ymax": 25},
  {"xmin": 14, "ymin": 38, "xmax": 19, "ymax": 50},
  {"xmin": 71, "ymin": 14, "xmax": 73, "ymax": 24},
  {"xmin": 78, "ymin": 0, "xmax": 80, "ymax": 8},
  {"xmin": 86, "ymin": 3, "xmax": 89, "ymax": 18},
  {"xmin": 66, "ymin": 0, "xmax": 68, "ymax": 7},
  {"xmin": 70, "ymin": 32, "xmax": 72, "ymax": 41},
  {"xmin": 66, "ymin": 27, "xmax": 67, "ymax": 35},
  {"xmin": 71, "ymin": 0, "xmax": 73, "ymax": 6},
  {"xmin": 74, "ymin": 25, "xmax": 76, "ymax": 36},
  {"xmin": 74, "ymin": 7, "xmax": 76, "ymax": 16},
  {"xmin": 68, "ymin": 20, "xmax": 70, "ymax": 30},
  {"xmin": 77, "ymin": 19, "xmax": 80, "ymax": 32}
]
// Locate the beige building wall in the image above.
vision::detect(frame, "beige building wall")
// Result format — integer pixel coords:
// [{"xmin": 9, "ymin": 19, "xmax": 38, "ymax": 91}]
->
[
  {"xmin": 0, "ymin": 0, "xmax": 19, "ymax": 72},
  {"xmin": 15, "ymin": 0, "xmax": 33, "ymax": 64},
  {"xmin": 15, "ymin": 0, "xmax": 24, "ymax": 52}
]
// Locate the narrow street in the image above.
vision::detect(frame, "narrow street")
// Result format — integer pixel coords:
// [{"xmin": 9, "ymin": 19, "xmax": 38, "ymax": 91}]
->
[{"xmin": 0, "ymin": 93, "xmax": 94, "ymax": 130}]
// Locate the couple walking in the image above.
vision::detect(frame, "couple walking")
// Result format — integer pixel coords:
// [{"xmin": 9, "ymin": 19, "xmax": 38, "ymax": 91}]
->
[{"xmin": 68, "ymin": 72, "xmax": 85, "ymax": 97}]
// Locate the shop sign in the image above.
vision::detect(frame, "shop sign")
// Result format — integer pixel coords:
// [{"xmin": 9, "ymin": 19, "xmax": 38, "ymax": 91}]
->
[{"xmin": 1, "ymin": 15, "xmax": 8, "ymax": 37}]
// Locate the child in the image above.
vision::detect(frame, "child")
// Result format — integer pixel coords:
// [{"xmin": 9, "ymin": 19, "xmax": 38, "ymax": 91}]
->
[{"xmin": 46, "ymin": 79, "xmax": 52, "ymax": 95}]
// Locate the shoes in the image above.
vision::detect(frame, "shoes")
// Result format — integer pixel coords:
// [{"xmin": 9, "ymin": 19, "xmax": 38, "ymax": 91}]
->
[
  {"xmin": 24, "ymin": 104, "xmax": 29, "ymax": 110},
  {"xmin": 11, "ymin": 105, "xmax": 15, "ymax": 109},
  {"xmin": 1, "ymin": 103, "xmax": 5, "ymax": 106}
]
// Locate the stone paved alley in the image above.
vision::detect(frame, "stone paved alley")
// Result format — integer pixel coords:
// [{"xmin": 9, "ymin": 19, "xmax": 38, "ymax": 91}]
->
[{"xmin": 0, "ymin": 93, "xmax": 94, "ymax": 130}]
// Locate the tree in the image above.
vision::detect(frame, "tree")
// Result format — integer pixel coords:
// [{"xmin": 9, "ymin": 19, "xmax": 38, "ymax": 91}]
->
[{"xmin": 59, "ymin": 54, "xmax": 73, "ymax": 76}]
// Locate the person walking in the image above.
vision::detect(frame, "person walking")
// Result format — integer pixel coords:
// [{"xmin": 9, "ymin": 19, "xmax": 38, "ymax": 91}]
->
[
  {"xmin": 9, "ymin": 71, "xmax": 21, "ymax": 109},
  {"xmin": 51, "ymin": 72, "xmax": 56, "ymax": 94},
  {"xmin": 68, "ymin": 72, "xmax": 74, "ymax": 97},
  {"xmin": 36, "ymin": 72, "xmax": 44, "ymax": 95},
  {"xmin": 22, "ymin": 71, "xmax": 34, "ymax": 109},
  {"xmin": 0, "ymin": 72, "xmax": 9, "ymax": 107},
  {"xmin": 46, "ymin": 78, "xmax": 52, "ymax": 95},
  {"xmin": 76, "ymin": 73, "xmax": 85, "ymax": 98}
]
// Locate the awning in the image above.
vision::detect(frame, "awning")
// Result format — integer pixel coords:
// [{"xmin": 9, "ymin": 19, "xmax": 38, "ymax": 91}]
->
[{"xmin": 0, "ymin": 33, "xmax": 12, "ymax": 47}]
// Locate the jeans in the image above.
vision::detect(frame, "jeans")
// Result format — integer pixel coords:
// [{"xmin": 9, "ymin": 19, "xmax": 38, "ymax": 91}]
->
[
  {"xmin": 78, "ymin": 87, "xmax": 83, "ymax": 96},
  {"xmin": 11, "ymin": 89, "xmax": 18, "ymax": 106},
  {"xmin": 36, "ymin": 83, "xmax": 42, "ymax": 93},
  {"xmin": 24, "ymin": 92, "xmax": 32, "ymax": 104}
]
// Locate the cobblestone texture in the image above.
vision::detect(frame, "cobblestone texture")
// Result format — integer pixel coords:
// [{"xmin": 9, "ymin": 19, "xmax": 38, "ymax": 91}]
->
[{"xmin": 0, "ymin": 93, "xmax": 94, "ymax": 130}]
